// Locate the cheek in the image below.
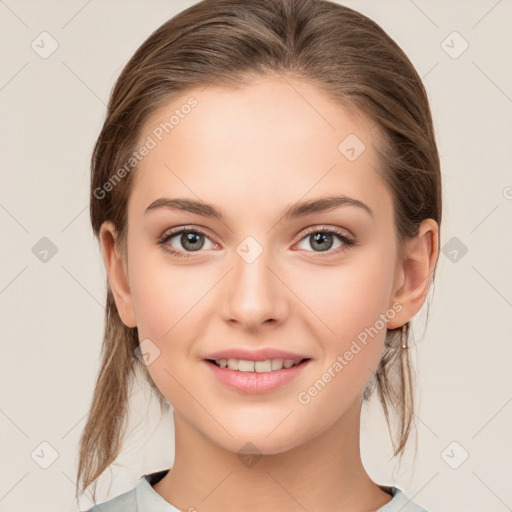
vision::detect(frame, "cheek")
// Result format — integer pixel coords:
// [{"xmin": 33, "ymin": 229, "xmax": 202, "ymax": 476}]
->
[
  {"xmin": 303, "ymin": 254, "xmax": 395, "ymax": 338},
  {"xmin": 128, "ymin": 256, "xmax": 207, "ymax": 403},
  {"xmin": 296, "ymin": 248, "xmax": 396, "ymax": 384},
  {"xmin": 127, "ymin": 241, "xmax": 209, "ymax": 340}
]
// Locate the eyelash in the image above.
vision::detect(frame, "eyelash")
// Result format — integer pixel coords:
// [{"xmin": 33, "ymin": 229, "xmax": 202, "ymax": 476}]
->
[{"xmin": 157, "ymin": 225, "xmax": 357, "ymax": 259}]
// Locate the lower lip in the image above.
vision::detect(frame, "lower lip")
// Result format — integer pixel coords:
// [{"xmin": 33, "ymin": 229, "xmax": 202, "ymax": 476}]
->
[{"xmin": 202, "ymin": 359, "xmax": 311, "ymax": 394}]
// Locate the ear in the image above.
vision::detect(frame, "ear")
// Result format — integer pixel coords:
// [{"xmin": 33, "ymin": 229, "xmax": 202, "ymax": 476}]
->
[
  {"xmin": 387, "ymin": 218, "xmax": 439, "ymax": 329},
  {"xmin": 99, "ymin": 221, "xmax": 137, "ymax": 328}
]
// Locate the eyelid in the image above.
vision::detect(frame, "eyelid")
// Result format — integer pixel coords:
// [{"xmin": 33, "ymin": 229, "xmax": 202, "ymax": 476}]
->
[
  {"xmin": 298, "ymin": 224, "xmax": 353, "ymax": 240},
  {"xmin": 159, "ymin": 224, "xmax": 353, "ymax": 242},
  {"xmin": 159, "ymin": 224, "xmax": 215, "ymax": 240}
]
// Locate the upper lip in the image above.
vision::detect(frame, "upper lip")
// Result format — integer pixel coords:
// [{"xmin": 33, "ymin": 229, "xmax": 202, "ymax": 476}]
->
[{"xmin": 203, "ymin": 348, "xmax": 311, "ymax": 362}]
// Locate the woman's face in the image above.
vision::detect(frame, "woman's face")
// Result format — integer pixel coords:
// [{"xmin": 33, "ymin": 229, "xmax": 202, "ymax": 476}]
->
[{"xmin": 113, "ymin": 76, "xmax": 407, "ymax": 454}]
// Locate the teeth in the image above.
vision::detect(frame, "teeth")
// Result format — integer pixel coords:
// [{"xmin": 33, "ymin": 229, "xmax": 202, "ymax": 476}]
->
[{"xmin": 216, "ymin": 358, "xmax": 303, "ymax": 372}]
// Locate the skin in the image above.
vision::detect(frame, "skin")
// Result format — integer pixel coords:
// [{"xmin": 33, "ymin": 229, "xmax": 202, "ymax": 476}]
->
[{"xmin": 100, "ymin": 75, "xmax": 438, "ymax": 512}]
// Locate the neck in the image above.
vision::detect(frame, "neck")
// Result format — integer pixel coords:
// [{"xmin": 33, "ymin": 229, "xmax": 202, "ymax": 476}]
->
[{"xmin": 152, "ymin": 397, "xmax": 392, "ymax": 512}]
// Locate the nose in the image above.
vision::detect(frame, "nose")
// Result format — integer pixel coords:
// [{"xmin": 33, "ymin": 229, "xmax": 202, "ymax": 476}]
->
[{"xmin": 220, "ymin": 246, "xmax": 289, "ymax": 331}]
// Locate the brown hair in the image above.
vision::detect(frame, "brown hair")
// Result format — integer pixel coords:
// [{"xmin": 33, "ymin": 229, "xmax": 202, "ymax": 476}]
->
[{"xmin": 77, "ymin": 0, "xmax": 441, "ymax": 504}]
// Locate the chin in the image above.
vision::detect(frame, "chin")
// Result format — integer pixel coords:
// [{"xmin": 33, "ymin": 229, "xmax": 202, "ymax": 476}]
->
[{"xmin": 208, "ymin": 425, "xmax": 307, "ymax": 458}]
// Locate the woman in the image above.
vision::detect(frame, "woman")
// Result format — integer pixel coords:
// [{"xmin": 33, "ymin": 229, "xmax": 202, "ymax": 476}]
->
[{"xmin": 78, "ymin": 1, "xmax": 441, "ymax": 510}]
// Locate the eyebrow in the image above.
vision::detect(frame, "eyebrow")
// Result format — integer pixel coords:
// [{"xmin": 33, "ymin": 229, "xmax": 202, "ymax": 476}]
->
[{"xmin": 144, "ymin": 195, "xmax": 374, "ymax": 221}]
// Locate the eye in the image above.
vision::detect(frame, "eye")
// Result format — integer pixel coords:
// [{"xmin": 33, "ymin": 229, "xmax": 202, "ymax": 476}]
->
[
  {"xmin": 295, "ymin": 226, "xmax": 356, "ymax": 256},
  {"xmin": 158, "ymin": 225, "xmax": 356, "ymax": 259},
  {"xmin": 158, "ymin": 226, "xmax": 217, "ymax": 258}
]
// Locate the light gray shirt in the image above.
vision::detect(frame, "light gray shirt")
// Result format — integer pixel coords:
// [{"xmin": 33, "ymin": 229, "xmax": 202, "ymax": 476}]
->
[{"xmin": 84, "ymin": 470, "xmax": 428, "ymax": 512}]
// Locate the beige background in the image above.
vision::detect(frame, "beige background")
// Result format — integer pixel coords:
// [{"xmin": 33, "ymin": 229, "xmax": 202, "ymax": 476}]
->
[{"xmin": 1, "ymin": 1, "xmax": 511, "ymax": 511}]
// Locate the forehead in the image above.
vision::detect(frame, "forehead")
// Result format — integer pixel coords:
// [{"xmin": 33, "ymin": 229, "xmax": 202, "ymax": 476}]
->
[{"xmin": 129, "ymin": 76, "xmax": 391, "ymax": 221}]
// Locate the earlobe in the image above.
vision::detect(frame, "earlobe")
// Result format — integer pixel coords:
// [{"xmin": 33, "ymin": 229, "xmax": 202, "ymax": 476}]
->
[
  {"xmin": 99, "ymin": 221, "xmax": 137, "ymax": 328},
  {"xmin": 387, "ymin": 219, "xmax": 439, "ymax": 330}
]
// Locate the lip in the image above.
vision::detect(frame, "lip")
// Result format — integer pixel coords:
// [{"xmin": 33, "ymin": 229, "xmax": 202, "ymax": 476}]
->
[
  {"xmin": 202, "ymin": 358, "xmax": 311, "ymax": 394},
  {"xmin": 203, "ymin": 347, "xmax": 310, "ymax": 362}
]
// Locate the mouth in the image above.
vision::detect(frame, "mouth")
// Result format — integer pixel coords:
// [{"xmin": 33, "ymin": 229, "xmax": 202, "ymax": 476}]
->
[{"xmin": 205, "ymin": 357, "xmax": 310, "ymax": 372}]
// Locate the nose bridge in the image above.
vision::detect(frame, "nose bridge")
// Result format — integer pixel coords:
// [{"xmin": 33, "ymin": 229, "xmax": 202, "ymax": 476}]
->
[{"xmin": 221, "ymin": 236, "xmax": 288, "ymax": 328}]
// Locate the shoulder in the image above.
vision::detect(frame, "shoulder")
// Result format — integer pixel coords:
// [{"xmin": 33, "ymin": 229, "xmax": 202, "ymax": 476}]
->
[
  {"xmin": 376, "ymin": 486, "xmax": 429, "ymax": 512},
  {"xmin": 82, "ymin": 469, "xmax": 170, "ymax": 512},
  {"xmin": 83, "ymin": 487, "xmax": 136, "ymax": 512}
]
